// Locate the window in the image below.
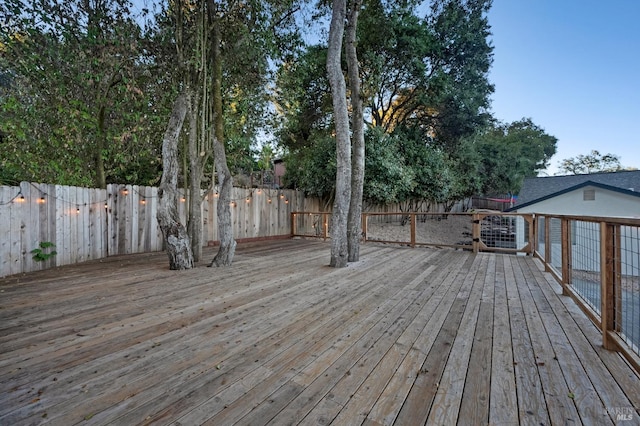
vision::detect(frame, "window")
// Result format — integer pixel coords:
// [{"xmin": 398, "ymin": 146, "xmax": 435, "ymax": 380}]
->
[{"xmin": 583, "ymin": 189, "xmax": 595, "ymax": 201}]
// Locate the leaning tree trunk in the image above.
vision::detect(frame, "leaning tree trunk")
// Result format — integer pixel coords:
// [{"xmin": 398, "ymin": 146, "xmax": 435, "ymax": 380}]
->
[
  {"xmin": 346, "ymin": 0, "xmax": 364, "ymax": 263},
  {"xmin": 157, "ymin": 93, "xmax": 194, "ymax": 270},
  {"xmin": 208, "ymin": 139, "xmax": 236, "ymax": 267},
  {"xmin": 327, "ymin": 0, "xmax": 351, "ymax": 268},
  {"xmin": 208, "ymin": 18, "xmax": 236, "ymax": 267}
]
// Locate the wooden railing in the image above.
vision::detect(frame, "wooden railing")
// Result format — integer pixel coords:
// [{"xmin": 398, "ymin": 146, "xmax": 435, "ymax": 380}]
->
[
  {"xmin": 291, "ymin": 211, "xmax": 534, "ymax": 254},
  {"xmin": 533, "ymin": 214, "xmax": 640, "ymax": 373},
  {"xmin": 291, "ymin": 211, "xmax": 640, "ymax": 372}
]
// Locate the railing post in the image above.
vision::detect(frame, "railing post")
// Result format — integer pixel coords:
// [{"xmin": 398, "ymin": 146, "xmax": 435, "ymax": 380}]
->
[
  {"xmin": 291, "ymin": 212, "xmax": 296, "ymax": 237},
  {"xmin": 323, "ymin": 213, "xmax": 328, "ymax": 241},
  {"xmin": 410, "ymin": 214, "xmax": 416, "ymax": 248},
  {"xmin": 600, "ymin": 222, "xmax": 620, "ymax": 350},
  {"xmin": 361, "ymin": 213, "xmax": 367, "ymax": 243},
  {"xmin": 472, "ymin": 213, "xmax": 480, "ymax": 253},
  {"xmin": 561, "ymin": 218, "xmax": 571, "ymax": 295},
  {"xmin": 528, "ymin": 214, "xmax": 535, "ymax": 255}
]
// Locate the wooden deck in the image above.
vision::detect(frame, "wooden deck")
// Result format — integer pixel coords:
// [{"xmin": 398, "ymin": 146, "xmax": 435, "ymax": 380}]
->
[{"xmin": 1, "ymin": 239, "xmax": 638, "ymax": 425}]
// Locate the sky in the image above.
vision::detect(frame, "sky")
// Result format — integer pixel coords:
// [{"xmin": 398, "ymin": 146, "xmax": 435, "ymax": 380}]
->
[{"xmin": 487, "ymin": 0, "xmax": 640, "ymax": 175}]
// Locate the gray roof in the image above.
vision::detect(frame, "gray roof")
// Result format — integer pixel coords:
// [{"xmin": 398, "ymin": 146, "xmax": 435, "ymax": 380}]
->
[{"xmin": 514, "ymin": 170, "xmax": 640, "ymax": 206}]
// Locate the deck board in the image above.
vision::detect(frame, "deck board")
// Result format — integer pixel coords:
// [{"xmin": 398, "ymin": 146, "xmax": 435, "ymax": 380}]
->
[{"xmin": 0, "ymin": 239, "xmax": 638, "ymax": 425}]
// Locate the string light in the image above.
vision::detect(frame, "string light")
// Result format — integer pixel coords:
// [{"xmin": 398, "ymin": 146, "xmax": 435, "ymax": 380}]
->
[{"xmin": 1, "ymin": 183, "xmax": 291, "ymax": 211}]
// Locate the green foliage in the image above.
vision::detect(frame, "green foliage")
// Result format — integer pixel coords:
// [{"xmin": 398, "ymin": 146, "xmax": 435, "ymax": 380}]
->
[
  {"xmin": 30, "ymin": 242, "xmax": 57, "ymax": 262},
  {"xmin": 274, "ymin": 45, "xmax": 333, "ymax": 152},
  {"xmin": 357, "ymin": 0, "xmax": 493, "ymax": 150},
  {"xmin": 0, "ymin": 0, "xmax": 161, "ymax": 187},
  {"xmin": 558, "ymin": 150, "xmax": 622, "ymax": 175},
  {"xmin": 282, "ymin": 132, "xmax": 336, "ymax": 199},
  {"xmin": 364, "ymin": 128, "xmax": 416, "ymax": 204},
  {"xmin": 467, "ymin": 118, "xmax": 558, "ymax": 194},
  {"xmin": 275, "ymin": 0, "xmax": 495, "ymax": 207}
]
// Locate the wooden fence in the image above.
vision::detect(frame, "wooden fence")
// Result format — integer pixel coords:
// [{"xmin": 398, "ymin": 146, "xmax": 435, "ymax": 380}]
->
[{"xmin": 0, "ymin": 182, "xmax": 320, "ymax": 277}]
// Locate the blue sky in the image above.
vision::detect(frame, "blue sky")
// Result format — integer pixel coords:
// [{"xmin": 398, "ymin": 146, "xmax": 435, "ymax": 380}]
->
[{"xmin": 488, "ymin": 0, "xmax": 640, "ymax": 175}]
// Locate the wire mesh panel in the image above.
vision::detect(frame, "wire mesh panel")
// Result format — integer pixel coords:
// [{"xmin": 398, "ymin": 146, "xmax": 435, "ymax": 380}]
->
[
  {"xmin": 569, "ymin": 220, "xmax": 602, "ymax": 314},
  {"xmin": 478, "ymin": 215, "xmax": 517, "ymax": 249},
  {"xmin": 617, "ymin": 225, "xmax": 640, "ymax": 356},
  {"xmin": 548, "ymin": 217, "xmax": 563, "ymax": 276},
  {"xmin": 477, "ymin": 214, "xmax": 531, "ymax": 252},
  {"xmin": 365, "ymin": 213, "xmax": 411, "ymax": 244},
  {"xmin": 537, "ymin": 216, "xmax": 546, "ymax": 258}
]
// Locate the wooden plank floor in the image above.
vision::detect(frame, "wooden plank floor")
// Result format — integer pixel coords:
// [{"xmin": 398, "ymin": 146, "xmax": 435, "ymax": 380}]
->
[{"xmin": 0, "ymin": 239, "xmax": 638, "ymax": 425}]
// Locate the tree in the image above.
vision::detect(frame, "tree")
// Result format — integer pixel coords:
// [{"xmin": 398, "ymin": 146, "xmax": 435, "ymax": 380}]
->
[
  {"xmin": 558, "ymin": 150, "xmax": 622, "ymax": 175},
  {"xmin": 326, "ymin": 0, "xmax": 351, "ymax": 267},
  {"xmin": 0, "ymin": 0, "xmax": 156, "ymax": 188},
  {"xmin": 358, "ymin": 0, "xmax": 494, "ymax": 151},
  {"xmin": 469, "ymin": 118, "xmax": 557, "ymax": 195},
  {"xmin": 363, "ymin": 128, "xmax": 416, "ymax": 205},
  {"xmin": 157, "ymin": 93, "xmax": 194, "ymax": 270},
  {"xmin": 149, "ymin": 0, "xmax": 299, "ymax": 265},
  {"xmin": 346, "ymin": 0, "xmax": 365, "ymax": 262},
  {"xmin": 275, "ymin": 0, "xmax": 494, "ymax": 213}
]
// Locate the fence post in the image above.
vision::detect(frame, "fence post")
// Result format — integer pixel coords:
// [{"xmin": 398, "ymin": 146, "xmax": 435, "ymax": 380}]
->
[
  {"xmin": 291, "ymin": 212, "xmax": 296, "ymax": 237},
  {"xmin": 472, "ymin": 213, "xmax": 480, "ymax": 253},
  {"xmin": 528, "ymin": 214, "xmax": 535, "ymax": 255},
  {"xmin": 601, "ymin": 222, "xmax": 620, "ymax": 350},
  {"xmin": 323, "ymin": 213, "xmax": 328, "ymax": 241},
  {"xmin": 361, "ymin": 213, "xmax": 367, "ymax": 243},
  {"xmin": 561, "ymin": 218, "xmax": 571, "ymax": 295},
  {"xmin": 410, "ymin": 213, "xmax": 416, "ymax": 248}
]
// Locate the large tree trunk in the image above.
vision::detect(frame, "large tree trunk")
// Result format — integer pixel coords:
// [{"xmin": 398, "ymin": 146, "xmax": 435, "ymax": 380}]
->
[
  {"xmin": 346, "ymin": 0, "xmax": 364, "ymax": 263},
  {"xmin": 208, "ymin": 18, "xmax": 236, "ymax": 267},
  {"xmin": 327, "ymin": 0, "xmax": 351, "ymax": 268},
  {"xmin": 208, "ymin": 139, "xmax": 236, "ymax": 267},
  {"xmin": 157, "ymin": 93, "xmax": 194, "ymax": 270}
]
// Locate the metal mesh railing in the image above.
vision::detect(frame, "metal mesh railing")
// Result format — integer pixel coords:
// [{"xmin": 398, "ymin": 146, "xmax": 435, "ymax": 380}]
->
[
  {"xmin": 536, "ymin": 215, "xmax": 640, "ymax": 362},
  {"xmin": 569, "ymin": 220, "xmax": 602, "ymax": 314},
  {"xmin": 617, "ymin": 225, "xmax": 640, "ymax": 354},
  {"xmin": 549, "ymin": 217, "xmax": 563, "ymax": 276},
  {"xmin": 478, "ymin": 214, "xmax": 530, "ymax": 251},
  {"xmin": 536, "ymin": 215, "xmax": 546, "ymax": 259}
]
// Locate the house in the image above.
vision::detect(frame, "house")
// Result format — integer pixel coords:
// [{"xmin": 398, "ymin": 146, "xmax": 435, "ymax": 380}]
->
[
  {"xmin": 506, "ymin": 170, "xmax": 640, "ymax": 276},
  {"xmin": 507, "ymin": 170, "xmax": 640, "ymax": 217}
]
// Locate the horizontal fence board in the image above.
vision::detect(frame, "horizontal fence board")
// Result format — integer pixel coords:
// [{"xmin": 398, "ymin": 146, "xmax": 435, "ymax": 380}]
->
[{"xmin": 0, "ymin": 183, "xmax": 317, "ymax": 277}]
